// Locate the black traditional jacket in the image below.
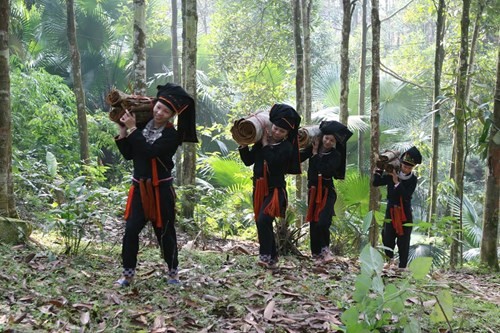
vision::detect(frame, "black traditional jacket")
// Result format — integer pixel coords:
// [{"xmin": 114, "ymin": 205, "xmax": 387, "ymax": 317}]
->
[
  {"xmin": 115, "ymin": 123, "xmax": 178, "ymax": 180},
  {"xmin": 372, "ymin": 170, "xmax": 418, "ymax": 221},
  {"xmin": 300, "ymin": 146, "xmax": 342, "ymax": 189},
  {"xmin": 239, "ymin": 141, "xmax": 292, "ymax": 188}
]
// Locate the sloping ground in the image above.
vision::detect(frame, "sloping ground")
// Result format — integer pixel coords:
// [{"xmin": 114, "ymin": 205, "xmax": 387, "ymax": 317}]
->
[{"xmin": 0, "ymin": 232, "xmax": 498, "ymax": 332}]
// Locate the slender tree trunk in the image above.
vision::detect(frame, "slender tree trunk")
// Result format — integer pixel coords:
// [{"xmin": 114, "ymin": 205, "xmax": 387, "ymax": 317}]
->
[
  {"xmin": 428, "ymin": 0, "xmax": 446, "ymax": 224},
  {"xmin": 480, "ymin": 48, "xmax": 500, "ymax": 271},
  {"xmin": 368, "ymin": 0, "xmax": 381, "ymax": 246},
  {"xmin": 465, "ymin": 1, "xmax": 484, "ymax": 105},
  {"xmin": 66, "ymin": 0, "xmax": 89, "ymax": 164},
  {"xmin": 0, "ymin": 0, "xmax": 14, "ymax": 217},
  {"xmin": 133, "ymin": 0, "xmax": 147, "ymax": 95},
  {"xmin": 340, "ymin": 0, "xmax": 354, "ymax": 125},
  {"xmin": 450, "ymin": 0, "xmax": 471, "ymax": 269},
  {"xmin": 302, "ymin": 0, "xmax": 313, "ymax": 200},
  {"xmin": 181, "ymin": 0, "xmax": 198, "ymax": 219},
  {"xmin": 302, "ymin": 0, "xmax": 312, "ymax": 126},
  {"xmin": 171, "ymin": 0, "xmax": 180, "ymax": 83},
  {"xmin": 357, "ymin": 0, "xmax": 367, "ymax": 174},
  {"xmin": 171, "ymin": 0, "xmax": 182, "ymax": 186},
  {"xmin": 292, "ymin": 0, "xmax": 304, "ymax": 226}
]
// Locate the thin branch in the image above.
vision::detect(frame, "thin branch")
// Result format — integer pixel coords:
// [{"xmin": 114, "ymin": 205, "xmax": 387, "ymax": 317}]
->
[
  {"xmin": 380, "ymin": 62, "xmax": 432, "ymax": 90},
  {"xmin": 367, "ymin": 0, "xmax": 416, "ymax": 28}
]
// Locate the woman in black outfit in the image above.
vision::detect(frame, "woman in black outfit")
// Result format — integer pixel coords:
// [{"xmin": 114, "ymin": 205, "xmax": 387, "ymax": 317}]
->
[
  {"xmin": 238, "ymin": 104, "xmax": 301, "ymax": 268},
  {"xmin": 372, "ymin": 146, "xmax": 422, "ymax": 269},
  {"xmin": 300, "ymin": 120, "xmax": 352, "ymax": 264},
  {"xmin": 114, "ymin": 83, "xmax": 197, "ymax": 286}
]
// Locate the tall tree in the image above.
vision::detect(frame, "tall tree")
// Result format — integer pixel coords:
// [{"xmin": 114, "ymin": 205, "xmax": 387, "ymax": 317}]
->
[
  {"xmin": 368, "ymin": 0, "xmax": 381, "ymax": 246},
  {"xmin": 171, "ymin": 0, "xmax": 180, "ymax": 83},
  {"xmin": 181, "ymin": 0, "xmax": 198, "ymax": 219},
  {"xmin": 427, "ymin": 0, "xmax": 446, "ymax": 223},
  {"xmin": 0, "ymin": 0, "xmax": 15, "ymax": 217},
  {"xmin": 133, "ymin": 0, "xmax": 147, "ymax": 95},
  {"xmin": 450, "ymin": 0, "xmax": 471, "ymax": 269},
  {"xmin": 66, "ymin": 0, "xmax": 89, "ymax": 164},
  {"xmin": 357, "ymin": 0, "xmax": 368, "ymax": 174},
  {"xmin": 302, "ymin": 0, "xmax": 312, "ymax": 125},
  {"xmin": 339, "ymin": 0, "xmax": 355, "ymax": 125},
  {"xmin": 480, "ymin": 48, "xmax": 500, "ymax": 271},
  {"xmin": 292, "ymin": 0, "xmax": 305, "ymax": 221}
]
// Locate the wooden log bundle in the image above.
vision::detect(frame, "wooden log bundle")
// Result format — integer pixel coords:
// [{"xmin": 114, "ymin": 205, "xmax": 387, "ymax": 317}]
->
[
  {"xmin": 105, "ymin": 89, "xmax": 154, "ymax": 126},
  {"xmin": 230, "ymin": 111, "xmax": 272, "ymax": 146},
  {"xmin": 298, "ymin": 125, "xmax": 322, "ymax": 149}
]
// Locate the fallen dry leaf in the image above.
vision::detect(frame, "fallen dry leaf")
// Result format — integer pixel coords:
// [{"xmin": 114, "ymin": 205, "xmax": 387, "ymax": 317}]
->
[{"xmin": 263, "ymin": 299, "xmax": 275, "ymax": 320}]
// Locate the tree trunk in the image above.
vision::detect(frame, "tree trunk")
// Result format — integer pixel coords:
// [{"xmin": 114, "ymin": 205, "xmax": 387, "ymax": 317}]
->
[
  {"xmin": 133, "ymin": 0, "xmax": 147, "ymax": 95},
  {"xmin": 450, "ymin": 0, "xmax": 471, "ymax": 269},
  {"xmin": 171, "ymin": 0, "xmax": 182, "ymax": 186},
  {"xmin": 339, "ymin": 0, "xmax": 354, "ymax": 125},
  {"xmin": 480, "ymin": 48, "xmax": 500, "ymax": 271},
  {"xmin": 357, "ymin": 0, "xmax": 367, "ymax": 174},
  {"xmin": 465, "ymin": 1, "xmax": 485, "ymax": 105},
  {"xmin": 302, "ymin": 0, "xmax": 313, "ymax": 203},
  {"xmin": 292, "ymin": 0, "xmax": 304, "ymax": 226},
  {"xmin": 66, "ymin": 0, "xmax": 89, "ymax": 164},
  {"xmin": 428, "ymin": 0, "xmax": 446, "ymax": 224},
  {"xmin": 181, "ymin": 0, "xmax": 198, "ymax": 219},
  {"xmin": 0, "ymin": 0, "xmax": 28, "ymax": 243},
  {"xmin": 171, "ymin": 0, "xmax": 180, "ymax": 83},
  {"xmin": 368, "ymin": 0, "xmax": 381, "ymax": 246}
]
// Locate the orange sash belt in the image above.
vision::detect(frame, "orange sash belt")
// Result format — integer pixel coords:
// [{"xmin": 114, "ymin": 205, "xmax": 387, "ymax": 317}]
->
[
  {"xmin": 124, "ymin": 159, "xmax": 170, "ymax": 228},
  {"xmin": 306, "ymin": 175, "xmax": 329, "ymax": 223},
  {"xmin": 389, "ymin": 197, "xmax": 407, "ymax": 236}
]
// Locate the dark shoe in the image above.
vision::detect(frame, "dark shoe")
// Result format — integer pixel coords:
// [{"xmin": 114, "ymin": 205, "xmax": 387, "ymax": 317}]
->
[{"xmin": 166, "ymin": 274, "xmax": 180, "ymax": 285}]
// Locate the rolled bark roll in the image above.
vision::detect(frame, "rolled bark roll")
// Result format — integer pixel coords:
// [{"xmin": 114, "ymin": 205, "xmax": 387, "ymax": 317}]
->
[
  {"xmin": 230, "ymin": 111, "xmax": 272, "ymax": 146},
  {"xmin": 105, "ymin": 89, "xmax": 154, "ymax": 125},
  {"xmin": 298, "ymin": 125, "xmax": 322, "ymax": 149}
]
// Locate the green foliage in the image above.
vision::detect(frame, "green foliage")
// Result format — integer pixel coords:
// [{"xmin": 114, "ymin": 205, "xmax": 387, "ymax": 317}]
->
[{"xmin": 339, "ymin": 245, "xmax": 435, "ymax": 332}]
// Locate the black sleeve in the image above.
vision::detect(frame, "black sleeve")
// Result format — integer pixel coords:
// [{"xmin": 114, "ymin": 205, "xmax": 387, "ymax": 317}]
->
[
  {"xmin": 300, "ymin": 146, "xmax": 313, "ymax": 163},
  {"xmin": 394, "ymin": 175, "xmax": 418, "ymax": 198},
  {"xmin": 372, "ymin": 172, "xmax": 390, "ymax": 187},
  {"xmin": 115, "ymin": 136, "xmax": 133, "ymax": 160},
  {"xmin": 239, "ymin": 142, "xmax": 263, "ymax": 166}
]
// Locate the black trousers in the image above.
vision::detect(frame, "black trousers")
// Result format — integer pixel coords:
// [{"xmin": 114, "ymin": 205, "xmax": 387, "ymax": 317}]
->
[
  {"xmin": 309, "ymin": 188, "xmax": 336, "ymax": 256},
  {"xmin": 255, "ymin": 188, "xmax": 287, "ymax": 261},
  {"xmin": 382, "ymin": 219, "xmax": 412, "ymax": 268},
  {"xmin": 122, "ymin": 183, "xmax": 178, "ymax": 272}
]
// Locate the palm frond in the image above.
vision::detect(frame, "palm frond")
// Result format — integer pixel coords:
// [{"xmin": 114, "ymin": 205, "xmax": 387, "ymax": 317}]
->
[
  {"xmin": 449, "ymin": 194, "xmax": 482, "ymax": 247},
  {"xmin": 207, "ymin": 156, "xmax": 252, "ymax": 188},
  {"xmin": 408, "ymin": 243, "xmax": 447, "ymax": 267},
  {"xmin": 311, "ymin": 108, "xmax": 369, "ymax": 132}
]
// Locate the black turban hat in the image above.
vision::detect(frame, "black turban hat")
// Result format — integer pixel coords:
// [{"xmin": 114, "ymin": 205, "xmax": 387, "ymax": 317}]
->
[
  {"xmin": 156, "ymin": 83, "xmax": 198, "ymax": 144},
  {"xmin": 269, "ymin": 104, "xmax": 302, "ymax": 174}
]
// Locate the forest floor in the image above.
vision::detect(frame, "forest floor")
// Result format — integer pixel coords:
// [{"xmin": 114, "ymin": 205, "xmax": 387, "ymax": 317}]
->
[{"xmin": 0, "ymin": 222, "xmax": 499, "ymax": 333}]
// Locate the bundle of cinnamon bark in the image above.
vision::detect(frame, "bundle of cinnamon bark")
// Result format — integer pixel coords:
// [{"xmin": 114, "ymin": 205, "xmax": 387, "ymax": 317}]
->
[
  {"xmin": 230, "ymin": 111, "xmax": 272, "ymax": 146},
  {"xmin": 298, "ymin": 125, "xmax": 321, "ymax": 149},
  {"xmin": 105, "ymin": 89, "xmax": 154, "ymax": 126}
]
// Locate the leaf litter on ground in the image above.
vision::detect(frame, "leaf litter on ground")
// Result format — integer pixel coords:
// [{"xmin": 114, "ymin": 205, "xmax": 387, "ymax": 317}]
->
[{"xmin": 0, "ymin": 227, "xmax": 499, "ymax": 332}]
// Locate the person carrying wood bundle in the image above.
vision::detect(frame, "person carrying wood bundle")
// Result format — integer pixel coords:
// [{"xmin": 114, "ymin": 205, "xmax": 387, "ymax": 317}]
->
[
  {"xmin": 372, "ymin": 146, "xmax": 422, "ymax": 269},
  {"xmin": 238, "ymin": 104, "xmax": 301, "ymax": 269},
  {"xmin": 300, "ymin": 120, "xmax": 352, "ymax": 265},
  {"xmin": 113, "ymin": 83, "xmax": 197, "ymax": 287}
]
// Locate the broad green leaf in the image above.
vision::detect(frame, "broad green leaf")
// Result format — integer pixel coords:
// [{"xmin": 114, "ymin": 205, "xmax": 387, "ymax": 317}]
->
[
  {"xmin": 360, "ymin": 244, "xmax": 384, "ymax": 276},
  {"xmin": 430, "ymin": 290, "xmax": 453, "ymax": 323},
  {"xmin": 384, "ymin": 284, "xmax": 405, "ymax": 314},
  {"xmin": 404, "ymin": 318, "xmax": 421, "ymax": 333},
  {"xmin": 372, "ymin": 275, "xmax": 384, "ymax": 295},
  {"xmin": 46, "ymin": 151, "xmax": 58, "ymax": 177},
  {"xmin": 353, "ymin": 274, "xmax": 371, "ymax": 302},
  {"xmin": 409, "ymin": 257, "xmax": 433, "ymax": 280},
  {"xmin": 340, "ymin": 306, "xmax": 359, "ymax": 328},
  {"xmin": 362, "ymin": 211, "xmax": 373, "ymax": 234}
]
